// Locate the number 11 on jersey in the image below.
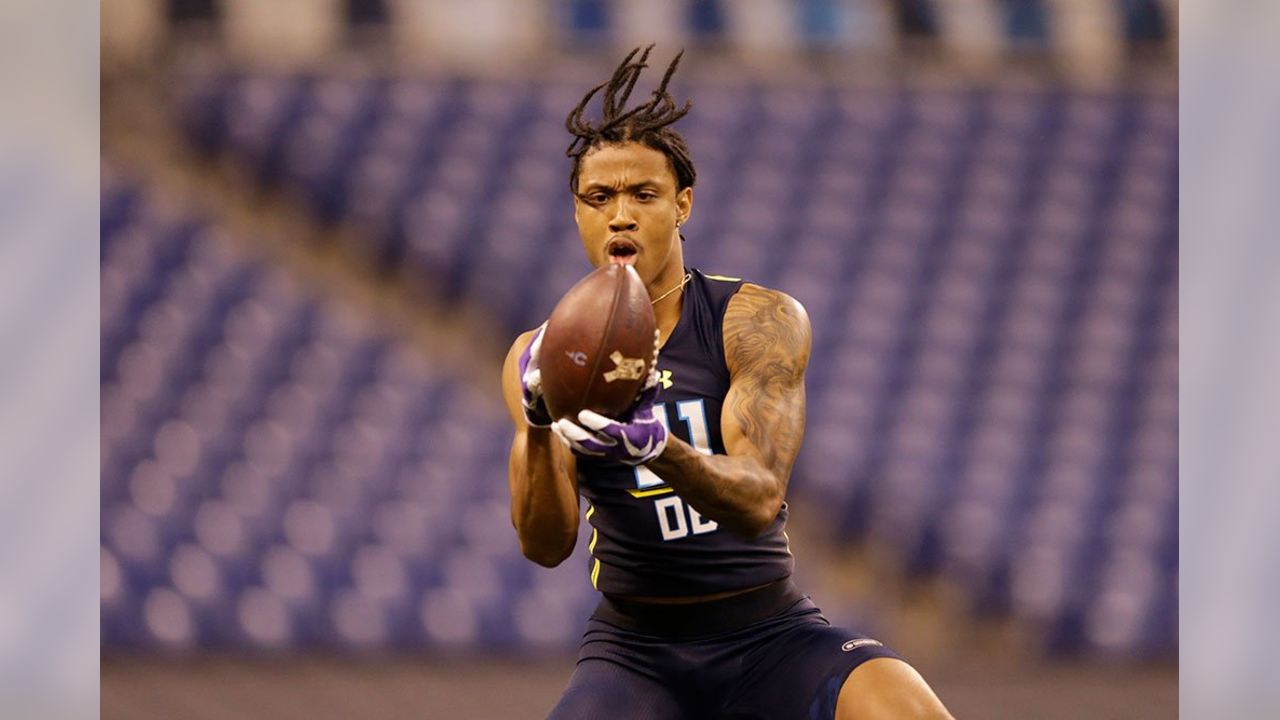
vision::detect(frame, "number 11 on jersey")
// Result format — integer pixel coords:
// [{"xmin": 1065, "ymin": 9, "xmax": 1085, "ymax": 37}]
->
[{"xmin": 635, "ymin": 400, "xmax": 719, "ymax": 540}]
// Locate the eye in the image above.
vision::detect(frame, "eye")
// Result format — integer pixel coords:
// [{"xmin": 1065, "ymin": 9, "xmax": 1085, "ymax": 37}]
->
[
  {"xmin": 635, "ymin": 190, "xmax": 657, "ymax": 202},
  {"xmin": 586, "ymin": 192, "xmax": 610, "ymax": 205}
]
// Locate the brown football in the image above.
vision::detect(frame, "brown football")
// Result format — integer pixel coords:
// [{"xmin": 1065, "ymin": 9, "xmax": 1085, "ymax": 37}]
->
[{"xmin": 539, "ymin": 264, "xmax": 658, "ymax": 421}]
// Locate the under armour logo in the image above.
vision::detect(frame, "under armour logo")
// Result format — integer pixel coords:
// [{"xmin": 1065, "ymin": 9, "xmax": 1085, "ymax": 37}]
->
[{"xmin": 658, "ymin": 370, "xmax": 673, "ymax": 389}]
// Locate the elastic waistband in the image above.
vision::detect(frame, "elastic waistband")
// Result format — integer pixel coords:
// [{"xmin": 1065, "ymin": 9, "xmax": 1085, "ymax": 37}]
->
[{"xmin": 593, "ymin": 578, "xmax": 805, "ymax": 639}]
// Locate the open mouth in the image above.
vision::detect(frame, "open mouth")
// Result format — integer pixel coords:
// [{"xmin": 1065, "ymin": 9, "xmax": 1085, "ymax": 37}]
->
[{"xmin": 606, "ymin": 237, "xmax": 639, "ymax": 265}]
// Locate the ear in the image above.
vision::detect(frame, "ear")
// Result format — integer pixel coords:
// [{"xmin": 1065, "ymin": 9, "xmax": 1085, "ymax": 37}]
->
[{"xmin": 676, "ymin": 186, "xmax": 693, "ymax": 226}]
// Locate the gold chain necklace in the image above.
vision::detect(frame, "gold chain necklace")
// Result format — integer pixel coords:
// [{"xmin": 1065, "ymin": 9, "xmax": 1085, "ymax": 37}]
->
[{"xmin": 651, "ymin": 272, "xmax": 692, "ymax": 306}]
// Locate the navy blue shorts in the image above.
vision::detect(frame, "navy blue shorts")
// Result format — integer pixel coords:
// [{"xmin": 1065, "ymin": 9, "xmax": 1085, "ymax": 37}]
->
[{"xmin": 547, "ymin": 579, "xmax": 901, "ymax": 720}]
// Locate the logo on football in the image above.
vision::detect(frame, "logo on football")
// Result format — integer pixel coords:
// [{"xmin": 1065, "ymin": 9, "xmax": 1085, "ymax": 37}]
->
[{"xmin": 602, "ymin": 351, "xmax": 645, "ymax": 383}]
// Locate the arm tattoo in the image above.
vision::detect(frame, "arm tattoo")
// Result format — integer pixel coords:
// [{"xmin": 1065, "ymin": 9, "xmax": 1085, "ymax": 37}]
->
[
  {"xmin": 721, "ymin": 285, "xmax": 812, "ymax": 484},
  {"xmin": 644, "ymin": 285, "xmax": 810, "ymax": 536}
]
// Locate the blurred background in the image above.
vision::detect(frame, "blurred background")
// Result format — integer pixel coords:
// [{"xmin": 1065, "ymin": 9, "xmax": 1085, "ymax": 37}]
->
[{"xmin": 100, "ymin": 1, "xmax": 1177, "ymax": 717}]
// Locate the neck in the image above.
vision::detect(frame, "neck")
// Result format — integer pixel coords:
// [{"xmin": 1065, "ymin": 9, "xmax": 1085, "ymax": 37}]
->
[{"xmin": 648, "ymin": 264, "xmax": 687, "ymax": 347}]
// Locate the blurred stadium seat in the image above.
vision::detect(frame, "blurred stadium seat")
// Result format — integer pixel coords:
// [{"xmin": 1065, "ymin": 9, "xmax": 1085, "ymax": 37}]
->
[{"xmin": 101, "ymin": 163, "xmax": 601, "ymax": 652}]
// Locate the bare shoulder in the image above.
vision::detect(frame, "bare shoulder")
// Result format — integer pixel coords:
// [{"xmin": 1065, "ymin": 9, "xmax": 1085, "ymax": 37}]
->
[
  {"xmin": 505, "ymin": 328, "xmax": 541, "ymax": 367},
  {"xmin": 500, "ymin": 327, "xmax": 542, "ymax": 423},
  {"xmin": 723, "ymin": 283, "xmax": 812, "ymax": 377}
]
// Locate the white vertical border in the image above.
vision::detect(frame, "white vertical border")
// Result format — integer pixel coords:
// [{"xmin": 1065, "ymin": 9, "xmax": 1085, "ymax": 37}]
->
[
  {"xmin": 0, "ymin": 0, "xmax": 100, "ymax": 718},
  {"xmin": 1181, "ymin": 1, "xmax": 1280, "ymax": 717}
]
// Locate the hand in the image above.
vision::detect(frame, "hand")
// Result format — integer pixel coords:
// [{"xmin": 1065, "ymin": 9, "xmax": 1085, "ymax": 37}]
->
[
  {"xmin": 550, "ymin": 369, "xmax": 667, "ymax": 466},
  {"xmin": 517, "ymin": 324, "xmax": 553, "ymax": 428}
]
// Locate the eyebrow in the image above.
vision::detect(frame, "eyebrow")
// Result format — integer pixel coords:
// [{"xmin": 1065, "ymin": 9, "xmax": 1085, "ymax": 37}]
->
[{"xmin": 577, "ymin": 181, "xmax": 663, "ymax": 195}]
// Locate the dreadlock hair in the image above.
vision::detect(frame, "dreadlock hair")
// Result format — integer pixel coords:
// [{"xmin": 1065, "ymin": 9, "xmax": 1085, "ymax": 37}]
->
[{"xmin": 565, "ymin": 45, "xmax": 696, "ymax": 196}]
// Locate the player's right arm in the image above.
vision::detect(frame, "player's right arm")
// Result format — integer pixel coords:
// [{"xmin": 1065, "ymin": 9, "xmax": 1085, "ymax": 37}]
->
[{"xmin": 502, "ymin": 330, "xmax": 580, "ymax": 567}]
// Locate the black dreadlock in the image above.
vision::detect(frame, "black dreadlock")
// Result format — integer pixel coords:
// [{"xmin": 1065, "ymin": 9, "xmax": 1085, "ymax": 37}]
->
[{"xmin": 565, "ymin": 45, "xmax": 696, "ymax": 195}]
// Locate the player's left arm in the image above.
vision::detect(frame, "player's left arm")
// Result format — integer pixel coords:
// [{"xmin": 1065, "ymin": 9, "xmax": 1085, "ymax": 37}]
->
[{"xmin": 645, "ymin": 284, "xmax": 810, "ymax": 538}]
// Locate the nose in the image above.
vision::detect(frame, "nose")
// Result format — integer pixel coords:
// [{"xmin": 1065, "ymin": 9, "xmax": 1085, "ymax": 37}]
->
[{"xmin": 608, "ymin": 198, "xmax": 638, "ymax": 234}]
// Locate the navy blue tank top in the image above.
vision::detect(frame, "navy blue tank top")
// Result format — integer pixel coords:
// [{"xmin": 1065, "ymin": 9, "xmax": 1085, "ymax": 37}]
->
[{"xmin": 575, "ymin": 268, "xmax": 795, "ymax": 597}]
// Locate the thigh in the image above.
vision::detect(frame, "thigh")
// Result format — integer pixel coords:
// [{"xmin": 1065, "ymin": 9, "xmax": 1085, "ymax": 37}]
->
[
  {"xmin": 723, "ymin": 610, "xmax": 901, "ymax": 720},
  {"xmin": 547, "ymin": 658, "xmax": 689, "ymax": 720},
  {"xmin": 835, "ymin": 657, "xmax": 952, "ymax": 720}
]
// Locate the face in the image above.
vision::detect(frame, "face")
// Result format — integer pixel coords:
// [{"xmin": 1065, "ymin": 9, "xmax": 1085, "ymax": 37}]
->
[{"xmin": 573, "ymin": 142, "xmax": 692, "ymax": 288}]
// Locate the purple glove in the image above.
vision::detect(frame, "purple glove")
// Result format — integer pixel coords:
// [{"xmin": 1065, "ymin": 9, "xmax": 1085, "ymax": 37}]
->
[
  {"xmin": 517, "ymin": 324, "xmax": 553, "ymax": 428},
  {"xmin": 551, "ymin": 369, "xmax": 666, "ymax": 465}
]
